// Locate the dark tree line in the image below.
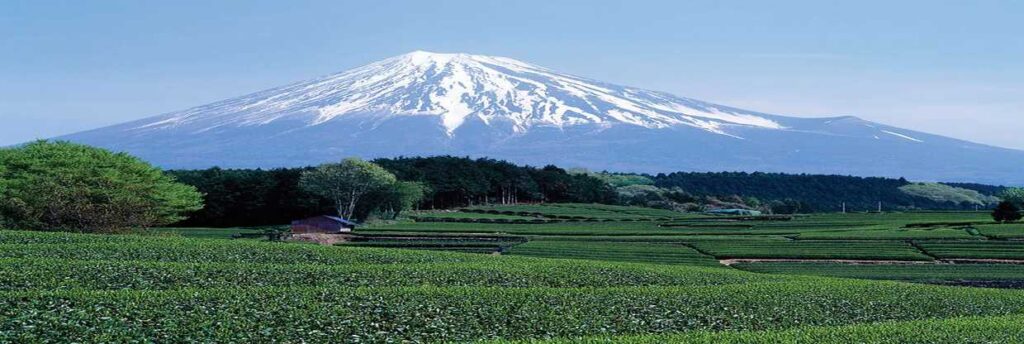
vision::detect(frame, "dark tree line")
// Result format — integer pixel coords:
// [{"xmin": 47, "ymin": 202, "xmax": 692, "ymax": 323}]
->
[
  {"xmin": 168, "ymin": 157, "xmax": 616, "ymax": 227},
  {"xmin": 651, "ymin": 172, "xmax": 987, "ymax": 212},
  {"xmin": 167, "ymin": 168, "xmax": 334, "ymax": 227},
  {"xmin": 166, "ymin": 159, "xmax": 1004, "ymax": 227},
  {"xmin": 373, "ymin": 156, "xmax": 617, "ymax": 208}
]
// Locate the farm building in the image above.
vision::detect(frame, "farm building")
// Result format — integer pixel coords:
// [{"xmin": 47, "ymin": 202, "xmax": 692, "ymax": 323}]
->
[{"xmin": 290, "ymin": 215, "xmax": 357, "ymax": 234}]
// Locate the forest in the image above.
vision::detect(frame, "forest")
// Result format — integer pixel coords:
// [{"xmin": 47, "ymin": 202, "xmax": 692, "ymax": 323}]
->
[
  {"xmin": 651, "ymin": 172, "xmax": 1005, "ymax": 212},
  {"xmin": 166, "ymin": 156, "xmax": 1008, "ymax": 227},
  {"xmin": 167, "ymin": 156, "xmax": 617, "ymax": 227}
]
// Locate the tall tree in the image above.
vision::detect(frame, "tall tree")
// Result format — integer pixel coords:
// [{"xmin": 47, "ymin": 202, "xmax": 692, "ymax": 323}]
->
[
  {"xmin": 299, "ymin": 158, "xmax": 396, "ymax": 220},
  {"xmin": 0, "ymin": 141, "xmax": 203, "ymax": 232},
  {"xmin": 361, "ymin": 181, "xmax": 428, "ymax": 220},
  {"xmin": 992, "ymin": 201, "xmax": 1023, "ymax": 223}
]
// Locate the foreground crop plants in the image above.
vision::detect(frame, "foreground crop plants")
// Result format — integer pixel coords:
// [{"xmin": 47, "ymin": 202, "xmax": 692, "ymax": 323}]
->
[{"xmin": 3, "ymin": 223, "xmax": 1024, "ymax": 343}]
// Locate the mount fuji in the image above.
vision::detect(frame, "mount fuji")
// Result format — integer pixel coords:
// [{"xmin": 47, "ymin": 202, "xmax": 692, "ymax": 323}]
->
[{"xmin": 58, "ymin": 51, "xmax": 1024, "ymax": 184}]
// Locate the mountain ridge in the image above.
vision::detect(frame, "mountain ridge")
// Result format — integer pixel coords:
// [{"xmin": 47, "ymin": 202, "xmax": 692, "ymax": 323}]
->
[
  {"xmin": 111, "ymin": 51, "xmax": 790, "ymax": 136},
  {"xmin": 56, "ymin": 51, "xmax": 1024, "ymax": 185}
]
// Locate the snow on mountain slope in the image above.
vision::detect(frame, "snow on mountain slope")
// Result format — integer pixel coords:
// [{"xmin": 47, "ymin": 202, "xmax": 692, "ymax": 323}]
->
[
  {"xmin": 56, "ymin": 51, "xmax": 1024, "ymax": 184},
  {"xmin": 128, "ymin": 51, "xmax": 783, "ymax": 137}
]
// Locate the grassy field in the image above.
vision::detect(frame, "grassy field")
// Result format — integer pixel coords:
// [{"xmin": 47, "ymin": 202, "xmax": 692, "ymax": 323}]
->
[{"xmin": 3, "ymin": 205, "xmax": 1024, "ymax": 342}]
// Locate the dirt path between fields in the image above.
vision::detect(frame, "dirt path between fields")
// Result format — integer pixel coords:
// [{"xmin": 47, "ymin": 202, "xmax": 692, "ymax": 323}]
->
[{"xmin": 720, "ymin": 258, "xmax": 1024, "ymax": 266}]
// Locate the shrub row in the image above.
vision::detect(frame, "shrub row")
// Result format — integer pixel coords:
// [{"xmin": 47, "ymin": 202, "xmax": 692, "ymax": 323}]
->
[
  {"xmin": 508, "ymin": 240, "xmax": 720, "ymax": 266},
  {"xmin": 689, "ymin": 240, "xmax": 933, "ymax": 261},
  {"xmin": 410, "ymin": 216, "xmax": 562, "ymax": 224},
  {"xmin": 903, "ymin": 221, "xmax": 985, "ymax": 228},
  {"xmin": 915, "ymin": 241, "xmax": 1024, "ymax": 260},
  {"xmin": 795, "ymin": 228, "xmax": 978, "ymax": 240},
  {"xmin": 0, "ymin": 257, "xmax": 779, "ymax": 291},
  {"xmin": 0, "ymin": 241, "xmax": 490, "ymax": 265},
  {"xmin": 496, "ymin": 314, "xmax": 1024, "ymax": 344},
  {"xmin": 349, "ymin": 235, "xmax": 528, "ymax": 244},
  {"xmin": 3, "ymin": 282, "xmax": 1024, "ymax": 342},
  {"xmin": 733, "ymin": 262, "xmax": 1024, "ymax": 283},
  {"xmin": 411, "ymin": 216, "xmax": 665, "ymax": 224}
]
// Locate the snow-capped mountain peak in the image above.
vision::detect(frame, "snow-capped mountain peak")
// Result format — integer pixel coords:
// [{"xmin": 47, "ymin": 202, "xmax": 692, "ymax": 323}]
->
[
  {"xmin": 133, "ymin": 51, "xmax": 784, "ymax": 136},
  {"xmin": 58, "ymin": 51, "xmax": 1024, "ymax": 184}
]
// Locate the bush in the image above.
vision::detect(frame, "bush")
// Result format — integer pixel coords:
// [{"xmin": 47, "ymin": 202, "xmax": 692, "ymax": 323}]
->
[
  {"xmin": 992, "ymin": 201, "xmax": 1022, "ymax": 223},
  {"xmin": 0, "ymin": 141, "xmax": 203, "ymax": 232}
]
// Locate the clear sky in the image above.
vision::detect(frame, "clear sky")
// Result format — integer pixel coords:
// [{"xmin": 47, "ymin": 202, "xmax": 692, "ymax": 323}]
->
[{"xmin": 3, "ymin": 0, "xmax": 1022, "ymax": 149}]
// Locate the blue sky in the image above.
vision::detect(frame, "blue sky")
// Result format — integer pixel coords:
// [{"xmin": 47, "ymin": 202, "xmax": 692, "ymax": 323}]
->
[{"xmin": 3, "ymin": 0, "xmax": 1023, "ymax": 149}]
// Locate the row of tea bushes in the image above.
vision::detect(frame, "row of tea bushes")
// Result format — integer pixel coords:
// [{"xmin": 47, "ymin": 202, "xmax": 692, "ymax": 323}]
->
[{"xmin": 4, "ymin": 281, "xmax": 1024, "ymax": 342}]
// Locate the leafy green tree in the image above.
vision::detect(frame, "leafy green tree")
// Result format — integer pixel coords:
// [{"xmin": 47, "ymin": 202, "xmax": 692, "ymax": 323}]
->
[
  {"xmin": 1000, "ymin": 188, "xmax": 1024, "ymax": 208},
  {"xmin": 992, "ymin": 201, "xmax": 1022, "ymax": 223},
  {"xmin": 0, "ymin": 141, "xmax": 203, "ymax": 232},
  {"xmin": 567, "ymin": 173, "xmax": 618, "ymax": 204},
  {"xmin": 389, "ymin": 181, "xmax": 427, "ymax": 217},
  {"xmin": 363, "ymin": 181, "xmax": 428, "ymax": 220},
  {"xmin": 299, "ymin": 158, "xmax": 396, "ymax": 220}
]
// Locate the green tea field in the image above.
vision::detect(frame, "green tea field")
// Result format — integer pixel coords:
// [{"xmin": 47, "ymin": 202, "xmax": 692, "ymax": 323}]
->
[{"xmin": 3, "ymin": 203, "xmax": 1024, "ymax": 342}]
